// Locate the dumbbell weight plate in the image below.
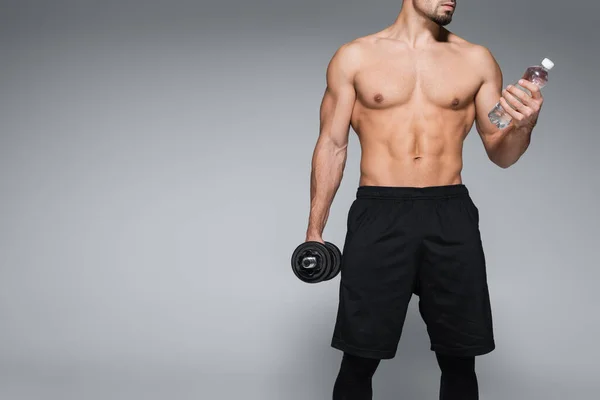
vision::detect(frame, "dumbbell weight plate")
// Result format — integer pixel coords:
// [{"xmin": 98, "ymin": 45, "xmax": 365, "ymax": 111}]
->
[
  {"xmin": 291, "ymin": 241, "xmax": 332, "ymax": 283},
  {"xmin": 323, "ymin": 241, "xmax": 342, "ymax": 281}
]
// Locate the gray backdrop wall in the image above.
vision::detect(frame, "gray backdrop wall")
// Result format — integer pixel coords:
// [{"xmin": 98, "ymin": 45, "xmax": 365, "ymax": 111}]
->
[{"xmin": 1, "ymin": 1, "xmax": 598, "ymax": 399}]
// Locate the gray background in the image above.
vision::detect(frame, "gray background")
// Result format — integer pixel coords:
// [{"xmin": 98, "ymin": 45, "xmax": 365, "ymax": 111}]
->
[{"xmin": 0, "ymin": 0, "xmax": 598, "ymax": 399}]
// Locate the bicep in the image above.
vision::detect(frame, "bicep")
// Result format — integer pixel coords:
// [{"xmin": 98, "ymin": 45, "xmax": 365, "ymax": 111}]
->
[
  {"xmin": 474, "ymin": 47, "xmax": 504, "ymax": 148},
  {"xmin": 319, "ymin": 45, "xmax": 358, "ymax": 149}
]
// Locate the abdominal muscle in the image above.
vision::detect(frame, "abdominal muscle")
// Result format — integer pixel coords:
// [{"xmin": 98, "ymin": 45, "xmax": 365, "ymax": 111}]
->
[{"xmin": 353, "ymin": 105, "xmax": 471, "ymax": 188}]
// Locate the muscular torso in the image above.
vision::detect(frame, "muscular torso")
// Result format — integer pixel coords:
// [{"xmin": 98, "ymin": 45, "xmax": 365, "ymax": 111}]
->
[{"xmin": 350, "ymin": 32, "xmax": 482, "ymax": 187}]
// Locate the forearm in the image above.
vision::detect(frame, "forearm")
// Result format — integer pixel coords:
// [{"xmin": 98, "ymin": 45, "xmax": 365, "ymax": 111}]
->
[
  {"xmin": 306, "ymin": 137, "xmax": 347, "ymax": 239},
  {"xmin": 487, "ymin": 124, "xmax": 534, "ymax": 168}
]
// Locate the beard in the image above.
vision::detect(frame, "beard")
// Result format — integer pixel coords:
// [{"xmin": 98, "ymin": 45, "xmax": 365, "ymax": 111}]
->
[{"xmin": 430, "ymin": 12, "xmax": 453, "ymax": 26}]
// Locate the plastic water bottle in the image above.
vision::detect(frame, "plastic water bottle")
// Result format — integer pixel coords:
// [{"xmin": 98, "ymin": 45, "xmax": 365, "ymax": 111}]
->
[{"xmin": 488, "ymin": 58, "xmax": 555, "ymax": 129}]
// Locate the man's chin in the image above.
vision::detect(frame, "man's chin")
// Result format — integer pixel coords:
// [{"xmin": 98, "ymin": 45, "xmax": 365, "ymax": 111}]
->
[{"xmin": 433, "ymin": 17, "xmax": 453, "ymax": 26}]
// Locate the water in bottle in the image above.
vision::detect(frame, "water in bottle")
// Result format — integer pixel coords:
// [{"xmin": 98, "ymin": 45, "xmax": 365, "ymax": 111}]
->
[{"xmin": 488, "ymin": 58, "xmax": 555, "ymax": 129}]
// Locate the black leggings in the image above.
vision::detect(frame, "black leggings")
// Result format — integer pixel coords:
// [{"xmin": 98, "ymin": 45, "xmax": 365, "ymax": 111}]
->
[{"xmin": 332, "ymin": 352, "xmax": 478, "ymax": 400}]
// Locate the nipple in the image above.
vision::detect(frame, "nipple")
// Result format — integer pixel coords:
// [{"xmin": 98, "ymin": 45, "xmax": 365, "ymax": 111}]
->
[
  {"xmin": 451, "ymin": 98, "xmax": 459, "ymax": 107},
  {"xmin": 374, "ymin": 93, "xmax": 384, "ymax": 103}
]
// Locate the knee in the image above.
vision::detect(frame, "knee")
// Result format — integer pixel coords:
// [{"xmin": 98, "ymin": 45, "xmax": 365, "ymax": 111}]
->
[
  {"xmin": 338, "ymin": 352, "xmax": 380, "ymax": 380},
  {"xmin": 435, "ymin": 353, "xmax": 476, "ymax": 377}
]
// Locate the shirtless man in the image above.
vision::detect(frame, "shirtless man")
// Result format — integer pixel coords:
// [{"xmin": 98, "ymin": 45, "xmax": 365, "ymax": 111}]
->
[{"xmin": 304, "ymin": 1, "xmax": 545, "ymax": 399}]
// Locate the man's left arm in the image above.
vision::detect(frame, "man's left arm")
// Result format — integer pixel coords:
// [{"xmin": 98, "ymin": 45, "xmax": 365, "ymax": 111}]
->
[{"xmin": 473, "ymin": 46, "xmax": 545, "ymax": 169}]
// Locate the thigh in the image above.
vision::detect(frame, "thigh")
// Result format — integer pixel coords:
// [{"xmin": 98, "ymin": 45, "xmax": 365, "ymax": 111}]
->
[
  {"xmin": 331, "ymin": 198, "xmax": 420, "ymax": 359},
  {"xmin": 341, "ymin": 198, "xmax": 419, "ymax": 291},
  {"xmin": 418, "ymin": 196, "xmax": 495, "ymax": 357}
]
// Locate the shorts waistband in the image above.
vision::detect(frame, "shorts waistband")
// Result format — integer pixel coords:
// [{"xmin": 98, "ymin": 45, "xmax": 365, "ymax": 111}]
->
[{"xmin": 356, "ymin": 184, "xmax": 469, "ymax": 200}]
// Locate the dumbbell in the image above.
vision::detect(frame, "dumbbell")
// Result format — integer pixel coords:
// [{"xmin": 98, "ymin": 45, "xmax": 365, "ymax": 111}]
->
[{"xmin": 291, "ymin": 241, "xmax": 342, "ymax": 283}]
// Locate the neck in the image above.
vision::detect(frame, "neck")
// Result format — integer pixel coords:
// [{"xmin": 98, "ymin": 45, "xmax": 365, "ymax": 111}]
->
[{"xmin": 384, "ymin": 2, "xmax": 446, "ymax": 47}]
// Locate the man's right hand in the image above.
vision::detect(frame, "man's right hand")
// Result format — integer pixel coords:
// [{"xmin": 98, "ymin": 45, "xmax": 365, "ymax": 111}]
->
[{"xmin": 305, "ymin": 233, "xmax": 325, "ymax": 244}]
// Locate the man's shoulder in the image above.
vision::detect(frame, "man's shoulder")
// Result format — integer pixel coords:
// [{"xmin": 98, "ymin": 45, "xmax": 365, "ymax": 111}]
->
[
  {"xmin": 447, "ymin": 33, "xmax": 498, "ymax": 66},
  {"xmin": 327, "ymin": 37, "xmax": 370, "ymax": 76},
  {"xmin": 328, "ymin": 33, "xmax": 390, "ymax": 70},
  {"xmin": 331, "ymin": 36, "xmax": 371, "ymax": 60},
  {"xmin": 445, "ymin": 32, "xmax": 491, "ymax": 56},
  {"xmin": 446, "ymin": 33, "xmax": 501, "ymax": 81},
  {"xmin": 465, "ymin": 43, "xmax": 498, "ymax": 67}
]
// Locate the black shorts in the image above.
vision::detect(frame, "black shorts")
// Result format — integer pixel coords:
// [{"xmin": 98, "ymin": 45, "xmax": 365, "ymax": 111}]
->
[{"xmin": 331, "ymin": 184, "xmax": 495, "ymax": 359}]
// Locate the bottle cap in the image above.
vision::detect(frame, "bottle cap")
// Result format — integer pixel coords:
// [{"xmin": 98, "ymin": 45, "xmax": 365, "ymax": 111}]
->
[{"xmin": 542, "ymin": 58, "xmax": 554, "ymax": 70}]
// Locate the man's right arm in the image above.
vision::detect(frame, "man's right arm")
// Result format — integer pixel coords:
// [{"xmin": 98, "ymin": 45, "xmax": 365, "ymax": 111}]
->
[{"xmin": 306, "ymin": 43, "xmax": 359, "ymax": 242}]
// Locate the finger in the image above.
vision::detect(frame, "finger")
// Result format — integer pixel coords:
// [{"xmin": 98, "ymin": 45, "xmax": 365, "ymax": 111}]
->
[
  {"xmin": 517, "ymin": 79, "xmax": 542, "ymax": 100},
  {"xmin": 506, "ymin": 84, "xmax": 533, "ymax": 107},
  {"xmin": 502, "ymin": 88, "xmax": 527, "ymax": 112},
  {"xmin": 499, "ymin": 97, "xmax": 524, "ymax": 121}
]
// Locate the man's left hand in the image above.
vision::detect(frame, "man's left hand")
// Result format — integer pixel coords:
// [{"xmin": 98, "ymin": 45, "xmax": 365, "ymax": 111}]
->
[{"xmin": 499, "ymin": 79, "xmax": 544, "ymax": 131}]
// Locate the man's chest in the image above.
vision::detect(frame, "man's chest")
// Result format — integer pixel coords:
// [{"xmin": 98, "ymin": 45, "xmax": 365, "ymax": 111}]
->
[{"xmin": 353, "ymin": 51, "xmax": 481, "ymax": 110}]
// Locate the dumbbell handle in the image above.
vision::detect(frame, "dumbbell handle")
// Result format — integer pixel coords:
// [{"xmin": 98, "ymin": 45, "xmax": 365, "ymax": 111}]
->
[{"xmin": 301, "ymin": 256, "xmax": 318, "ymax": 269}]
